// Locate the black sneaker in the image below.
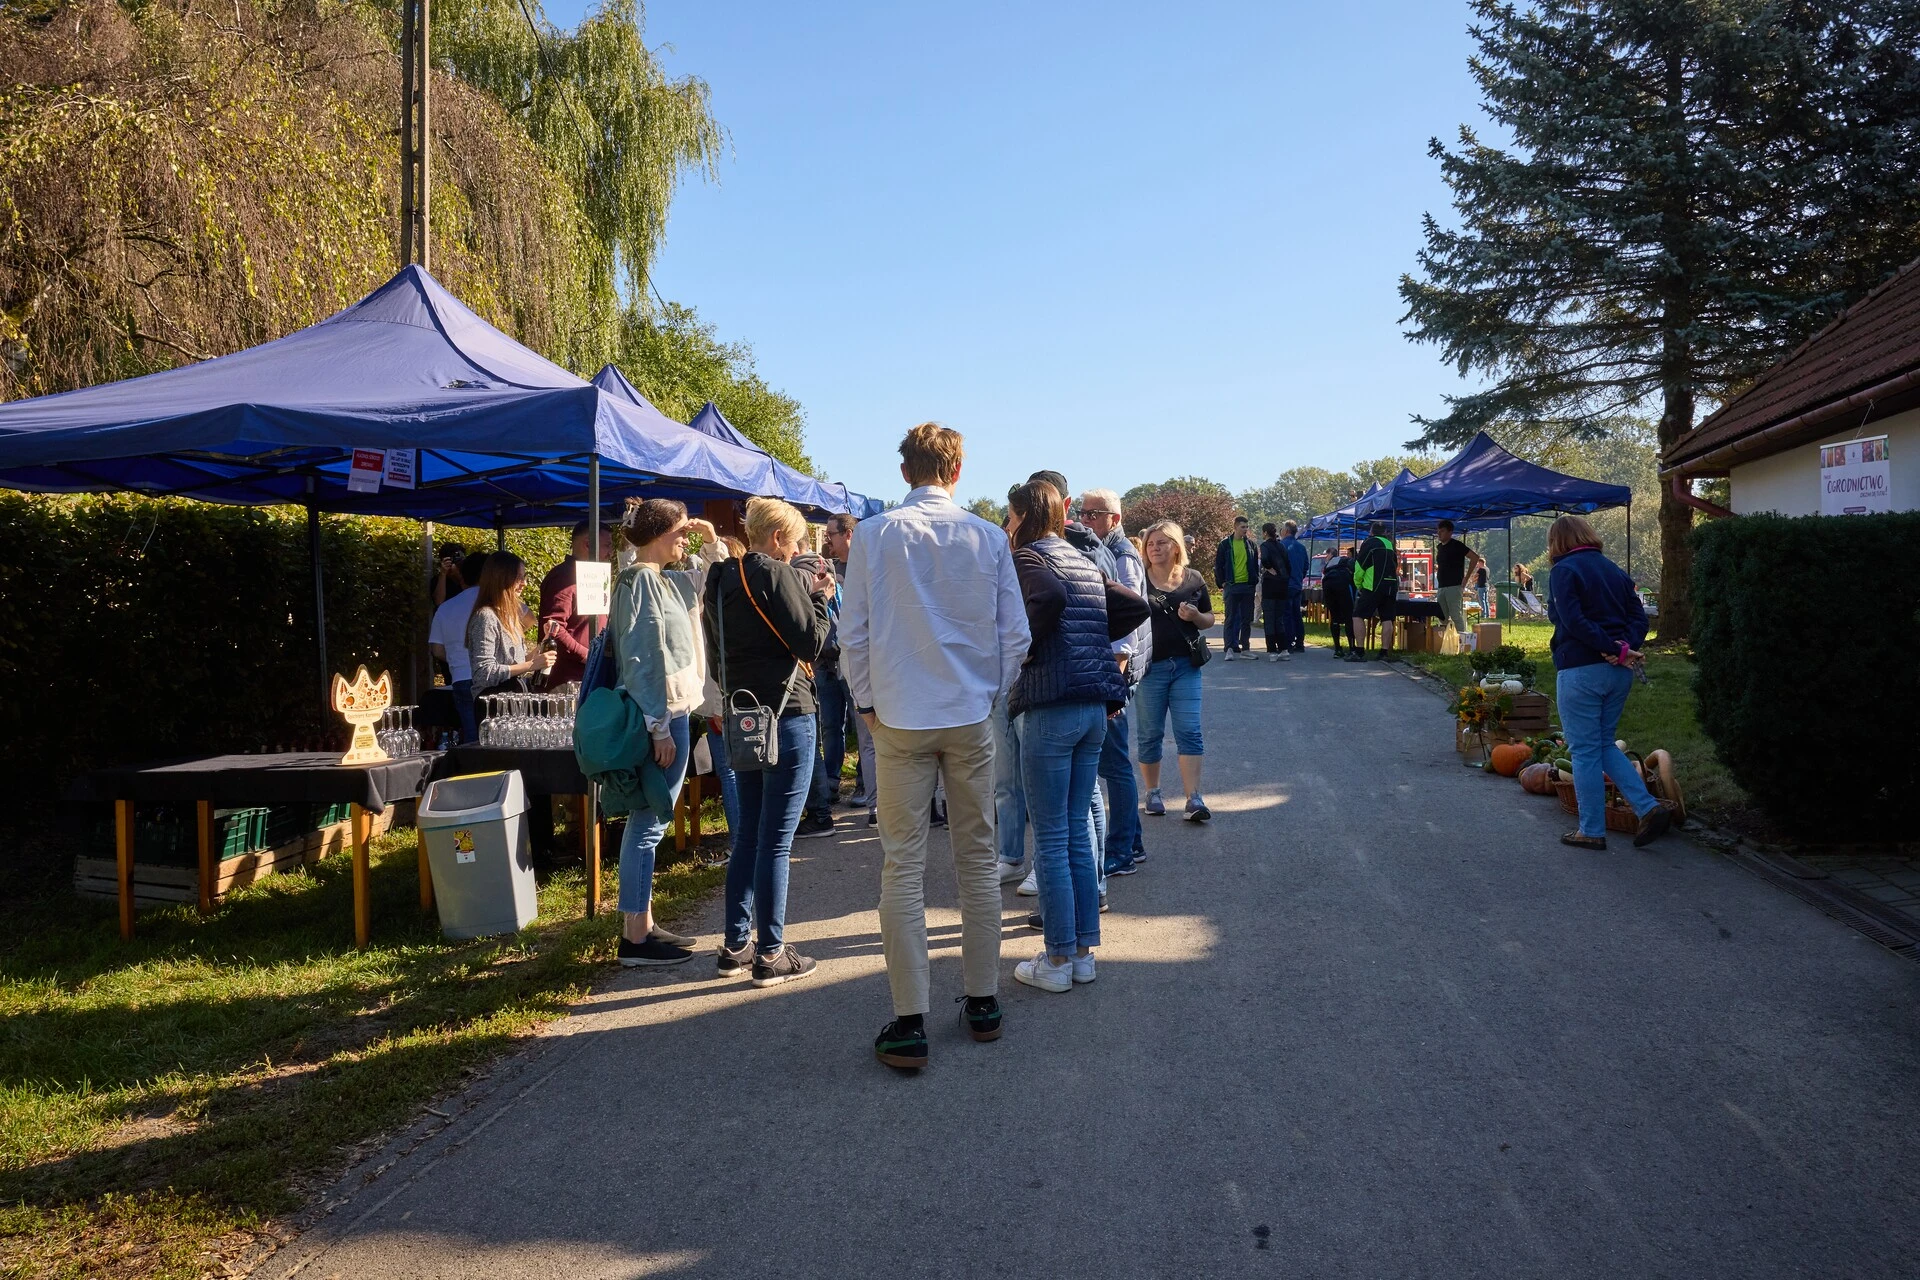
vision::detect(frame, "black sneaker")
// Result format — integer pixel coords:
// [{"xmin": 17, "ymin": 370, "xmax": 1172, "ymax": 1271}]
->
[
  {"xmin": 1026, "ymin": 911, "xmax": 1043, "ymax": 930},
  {"xmin": 751, "ymin": 946, "xmax": 818, "ymax": 988},
  {"xmin": 618, "ymin": 936, "xmax": 693, "ymax": 967},
  {"xmin": 716, "ymin": 942, "xmax": 751, "ymax": 979},
  {"xmin": 957, "ymin": 994, "xmax": 1002, "ymax": 1042},
  {"xmin": 1104, "ymin": 857, "xmax": 1139, "ymax": 877},
  {"xmin": 874, "ymin": 1018, "xmax": 928, "ymax": 1069},
  {"xmin": 866, "ymin": 812, "xmax": 877, "ymax": 827},
  {"xmin": 796, "ymin": 814, "xmax": 837, "ymax": 839}
]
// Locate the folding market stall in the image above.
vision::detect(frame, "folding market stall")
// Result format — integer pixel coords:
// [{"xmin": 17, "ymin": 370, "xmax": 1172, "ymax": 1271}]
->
[{"xmin": 0, "ymin": 266, "xmax": 794, "ymax": 943}]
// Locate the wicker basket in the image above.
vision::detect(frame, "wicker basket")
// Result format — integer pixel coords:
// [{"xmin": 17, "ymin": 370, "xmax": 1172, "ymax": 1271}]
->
[{"xmin": 1553, "ymin": 778, "xmax": 1639, "ymax": 833}]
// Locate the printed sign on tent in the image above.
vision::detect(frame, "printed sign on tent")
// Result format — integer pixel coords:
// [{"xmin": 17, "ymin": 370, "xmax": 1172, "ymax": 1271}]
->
[
  {"xmin": 1820, "ymin": 435, "xmax": 1890, "ymax": 516},
  {"xmin": 575, "ymin": 561, "xmax": 611, "ymax": 616},
  {"xmin": 347, "ymin": 448, "xmax": 386, "ymax": 493},
  {"xmin": 383, "ymin": 449, "xmax": 417, "ymax": 489}
]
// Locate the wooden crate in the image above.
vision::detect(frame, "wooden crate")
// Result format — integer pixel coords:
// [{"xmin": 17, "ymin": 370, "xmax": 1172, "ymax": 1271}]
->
[
  {"xmin": 1456, "ymin": 723, "xmax": 1516, "ymax": 755},
  {"xmin": 74, "ymin": 808, "xmax": 395, "ymax": 906}
]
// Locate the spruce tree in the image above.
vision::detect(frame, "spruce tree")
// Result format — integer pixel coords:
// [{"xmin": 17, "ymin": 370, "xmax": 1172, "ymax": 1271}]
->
[{"xmin": 1401, "ymin": 0, "xmax": 1920, "ymax": 640}]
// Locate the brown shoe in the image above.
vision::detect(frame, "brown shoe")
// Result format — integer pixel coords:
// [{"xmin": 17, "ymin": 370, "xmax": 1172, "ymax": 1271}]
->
[
  {"xmin": 1633, "ymin": 801, "xmax": 1676, "ymax": 848},
  {"xmin": 1561, "ymin": 831, "xmax": 1607, "ymax": 850}
]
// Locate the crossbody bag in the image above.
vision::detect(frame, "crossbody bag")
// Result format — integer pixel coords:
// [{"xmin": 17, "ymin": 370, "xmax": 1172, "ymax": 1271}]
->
[{"xmin": 718, "ymin": 556, "xmax": 804, "ymax": 772}]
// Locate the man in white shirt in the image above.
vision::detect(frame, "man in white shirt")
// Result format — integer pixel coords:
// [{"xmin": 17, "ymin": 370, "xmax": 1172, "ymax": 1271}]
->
[
  {"xmin": 428, "ymin": 552, "xmax": 486, "ymax": 742},
  {"xmin": 841, "ymin": 423, "xmax": 1030, "ymax": 1069}
]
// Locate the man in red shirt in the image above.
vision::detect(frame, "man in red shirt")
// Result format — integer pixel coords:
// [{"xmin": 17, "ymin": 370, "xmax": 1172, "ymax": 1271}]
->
[{"xmin": 538, "ymin": 519, "xmax": 604, "ymax": 686}]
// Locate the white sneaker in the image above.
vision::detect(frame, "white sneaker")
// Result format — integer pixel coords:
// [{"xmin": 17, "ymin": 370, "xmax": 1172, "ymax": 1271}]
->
[
  {"xmin": 1014, "ymin": 951, "xmax": 1073, "ymax": 993},
  {"xmin": 1016, "ymin": 868, "xmax": 1038, "ymax": 896},
  {"xmin": 1072, "ymin": 952, "xmax": 1096, "ymax": 984},
  {"xmin": 998, "ymin": 860, "xmax": 1028, "ymax": 885},
  {"xmin": 1222, "ymin": 651, "xmax": 1236, "ymax": 662},
  {"xmin": 1267, "ymin": 652, "xmax": 1282, "ymax": 662}
]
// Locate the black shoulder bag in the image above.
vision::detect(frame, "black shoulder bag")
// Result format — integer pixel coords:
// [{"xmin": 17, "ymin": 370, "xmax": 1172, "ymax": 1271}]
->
[{"xmin": 718, "ymin": 557, "xmax": 803, "ymax": 772}]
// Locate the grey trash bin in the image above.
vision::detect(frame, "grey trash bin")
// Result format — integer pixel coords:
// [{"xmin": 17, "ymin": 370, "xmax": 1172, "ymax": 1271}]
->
[{"xmin": 419, "ymin": 770, "xmax": 537, "ymax": 939}]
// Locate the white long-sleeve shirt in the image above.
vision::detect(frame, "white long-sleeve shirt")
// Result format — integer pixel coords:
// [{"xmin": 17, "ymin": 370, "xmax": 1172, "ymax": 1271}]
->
[{"xmin": 840, "ymin": 485, "xmax": 1031, "ymax": 731}]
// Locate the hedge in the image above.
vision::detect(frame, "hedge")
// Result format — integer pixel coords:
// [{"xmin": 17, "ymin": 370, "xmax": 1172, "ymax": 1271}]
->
[
  {"xmin": 1690, "ymin": 512, "xmax": 1920, "ymax": 839},
  {"xmin": 0, "ymin": 494, "xmax": 433, "ymax": 793}
]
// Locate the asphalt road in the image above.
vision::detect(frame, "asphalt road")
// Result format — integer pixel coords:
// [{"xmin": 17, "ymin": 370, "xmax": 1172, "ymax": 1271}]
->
[{"xmin": 270, "ymin": 649, "xmax": 1920, "ymax": 1280}]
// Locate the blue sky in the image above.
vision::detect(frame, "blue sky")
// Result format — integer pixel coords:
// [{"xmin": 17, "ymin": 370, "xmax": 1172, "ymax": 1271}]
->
[{"xmin": 542, "ymin": 0, "xmax": 1487, "ymax": 505}]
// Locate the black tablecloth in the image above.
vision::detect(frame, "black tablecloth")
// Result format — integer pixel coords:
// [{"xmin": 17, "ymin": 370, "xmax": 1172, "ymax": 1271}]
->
[
  {"xmin": 1393, "ymin": 599, "xmax": 1446, "ymax": 623},
  {"xmin": 78, "ymin": 752, "xmax": 438, "ymax": 813},
  {"xmin": 427, "ymin": 745, "xmax": 587, "ymax": 797}
]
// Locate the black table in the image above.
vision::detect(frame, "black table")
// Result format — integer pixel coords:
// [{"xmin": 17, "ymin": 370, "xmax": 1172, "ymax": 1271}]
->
[
  {"xmin": 81, "ymin": 751, "xmax": 439, "ymax": 945},
  {"xmin": 1393, "ymin": 599, "xmax": 1447, "ymax": 623},
  {"xmin": 427, "ymin": 745, "xmax": 586, "ymax": 797}
]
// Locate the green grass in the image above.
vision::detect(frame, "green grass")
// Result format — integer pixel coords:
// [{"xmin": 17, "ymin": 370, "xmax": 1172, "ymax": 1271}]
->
[
  {"xmin": 0, "ymin": 818, "xmax": 724, "ymax": 1279},
  {"xmin": 1346, "ymin": 618, "xmax": 1759, "ymax": 832},
  {"xmin": 1305, "ymin": 618, "xmax": 1755, "ymax": 830}
]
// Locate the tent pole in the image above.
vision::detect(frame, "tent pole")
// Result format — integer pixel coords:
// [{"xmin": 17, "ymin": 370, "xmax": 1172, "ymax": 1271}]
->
[
  {"xmin": 495, "ymin": 510, "xmax": 506, "ymax": 552},
  {"xmin": 416, "ymin": 520, "xmax": 433, "ymax": 705},
  {"xmin": 1625, "ymin": 497, "xmax": 1632, "ymax": 577},
  {"xmin": 307, "ymin": 479, "xmax": 328, "ymax": 715},
  {"xmin": 585, "ymin": 454, "xmax": 601, "ymax": 920}
]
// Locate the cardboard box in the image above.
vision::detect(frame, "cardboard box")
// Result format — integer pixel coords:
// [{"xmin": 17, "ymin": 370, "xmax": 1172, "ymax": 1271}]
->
[{"xmin": 1475, "ymin": 622, "xmax": 1503, "ymax": 652}]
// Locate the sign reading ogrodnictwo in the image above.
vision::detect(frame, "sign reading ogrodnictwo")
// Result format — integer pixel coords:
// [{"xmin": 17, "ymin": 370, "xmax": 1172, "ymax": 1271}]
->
[{"xmin": 1820, "ymin": 435, "xmax": 1891, "ymax": 516}]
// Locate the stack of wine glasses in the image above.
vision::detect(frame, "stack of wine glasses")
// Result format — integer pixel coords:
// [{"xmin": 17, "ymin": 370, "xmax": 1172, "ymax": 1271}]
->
[
  {"xmin": 375, "ymin": 706, "xmax": 421, "ymax": 756},
  {"xmin": 477, "ymin": 689, "xmax": 578, "ymax": 748}
]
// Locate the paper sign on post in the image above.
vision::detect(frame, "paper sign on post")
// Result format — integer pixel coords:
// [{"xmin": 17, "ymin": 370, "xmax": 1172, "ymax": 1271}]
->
[
  {"xmin": 347, "ymin": 449, "xmax": 385, "ymax": 493},
  {"xmin": 575, "ymin": 561, "xmax": 611, "ymax": 616},
  {"xmin": 1820, "ymin": 435, "xmax": 1890, "ymax": 515},
  {"xmin": 383, "ymin": 449, "xmax": 417, "ymax": 489}
]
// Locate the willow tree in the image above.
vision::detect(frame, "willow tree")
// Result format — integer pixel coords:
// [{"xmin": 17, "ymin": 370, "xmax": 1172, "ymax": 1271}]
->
[
  {"xmin": 431, "ymin": 0, "xmax": 726, "ymax": 303},
  {"xmin": 1400, "ymin": 0, "xmax": 1920, "ymax": 642}
]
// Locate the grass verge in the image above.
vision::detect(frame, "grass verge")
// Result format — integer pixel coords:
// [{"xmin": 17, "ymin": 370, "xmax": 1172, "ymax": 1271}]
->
[
  {"xmin": 0, "ymin": 814, "xmax": 724, "ymax": 1280},
  {"xmin": 1307, "ymin": 619, "xmax": 1763, "ymax": 834}
]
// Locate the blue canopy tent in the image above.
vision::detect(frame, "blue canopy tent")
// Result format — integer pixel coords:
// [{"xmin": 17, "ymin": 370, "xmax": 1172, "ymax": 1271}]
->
[
  {"xmin": 1305, "ymin": 432, "xmax": 1634, "ymax": 600},
  {"xmin": 0, "ymin": 266, "xmax": 809, "ymax": 712},
  {"xmin": 590, "ymin": 366, "xmax": 865, "ymax": 517},
  {"xmin": 689, "ymin": 397, "xmax": 885, "ymax": 519},
  {"xmin": 0, "ymin": 267, "xmax": 785, "ymax": 526}
]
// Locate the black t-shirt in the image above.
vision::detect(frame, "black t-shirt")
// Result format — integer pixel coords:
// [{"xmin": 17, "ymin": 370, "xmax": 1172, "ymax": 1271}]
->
[
  {"xmin": 1475, "ymin": 565, "xmax": 1488, "ymax": 588},
  {"xmin": 1146, "ymin": 569, "xmax": 1211, "ymax": 662},
  {"xmin": 1434, "ymin": 538, "xmax": 1470, "ymax": 589}
]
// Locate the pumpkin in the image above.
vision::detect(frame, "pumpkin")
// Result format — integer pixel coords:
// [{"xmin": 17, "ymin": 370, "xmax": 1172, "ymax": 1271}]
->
[
  {"xmin": 1489, "ymin": 742, "xmax": 1531, "ymax": 776},
  {"xmin": 1518, "ymin": 762, "xmax": 1555, "ymax": 794}
]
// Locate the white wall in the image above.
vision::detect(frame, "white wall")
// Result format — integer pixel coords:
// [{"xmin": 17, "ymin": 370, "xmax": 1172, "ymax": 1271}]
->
[{"xmin": 1729, "ymin": 406, "xmax": 1920, "ymax": 516}]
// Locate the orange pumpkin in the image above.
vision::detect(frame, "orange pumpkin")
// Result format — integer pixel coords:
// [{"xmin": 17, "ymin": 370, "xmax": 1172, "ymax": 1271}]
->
[
  {"xmin": 1489, "ymin": 743, "xmax": 1531, "ymax": 776},
  {"xmin": 1518, "ymin": 762, "xmax": 1555, "ymax": 794}
]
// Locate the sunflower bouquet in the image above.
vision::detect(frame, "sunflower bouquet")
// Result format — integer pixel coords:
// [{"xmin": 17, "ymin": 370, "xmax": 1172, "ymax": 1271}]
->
[{"xmin": 1450, "ymin": 683, "xmax": 1512, "ymax": 730}]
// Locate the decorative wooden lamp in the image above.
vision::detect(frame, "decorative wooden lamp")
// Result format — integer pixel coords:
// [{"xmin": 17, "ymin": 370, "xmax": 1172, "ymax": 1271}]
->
[{"xmin": 331, "ymin": 666, "xmax": 394, "ymax": 765}]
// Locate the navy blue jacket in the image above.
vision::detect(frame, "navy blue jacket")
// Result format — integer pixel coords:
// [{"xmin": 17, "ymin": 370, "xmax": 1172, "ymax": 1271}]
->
[
  {"xmin": 1547, "ymin": 547, "xmax": 1648, "ymax": 670},
  {"xmin": 1011, "ymin": 536, "xmax": 1127, "ymax": 717},
  {"xmin": 1214, "ymin": 534, "xmax": 1260, "ymax": 590}
]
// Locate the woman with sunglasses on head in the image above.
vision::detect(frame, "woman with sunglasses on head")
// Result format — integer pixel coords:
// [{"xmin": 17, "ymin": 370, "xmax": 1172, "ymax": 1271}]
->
[
  {"xmin": 467, "ymin": 551, "xmax": 556, "ymax": 701},
  {"xmin": 704, "ymin": 498, "xmax": 834, "ymax": 987},
  {"xmin": 607, "ymin": 500, "xmax": 725, "ymax": 966}
]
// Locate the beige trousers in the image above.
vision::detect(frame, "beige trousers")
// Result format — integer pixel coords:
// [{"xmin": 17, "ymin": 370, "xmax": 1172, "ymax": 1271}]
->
[{"xmin": 873, "ymin": 716, "xmax": 1001, "ymax": 1015}]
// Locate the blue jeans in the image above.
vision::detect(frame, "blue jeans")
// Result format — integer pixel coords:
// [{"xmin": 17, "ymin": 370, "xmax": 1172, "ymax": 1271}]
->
[
  {"xmin": 1019, "ymin": 701, "xmax": 1105, "ymax": 957},
  {"xmin": 808, "ymin": 667, "xmax": 851, "ymax": 819},
  {"xmin": 617, "ymin": 715, "xmax": 691, "ymax": 914},
  {"xmin": 1223, "ymin": 585, "xmax": 1255, "ymax": 652},
  {"xmin": 1100, "ymin": 700, "xmax": 1141, "ymax": 870},
  {"xmin": 451, "ymin": 680, "xmax": 476, "ymax": 743},
  {"xmin": 1556, "ymin": 663, "xmax": 1659, "ymax": 838},
  {"xmin": 725, "ymin": 713, "xmax": 816, "ymax": 953},
  {"xmin": 1135, "ymin": 656, "xmax": 1204, "ymax": 765},
  {"xmin": 703, "ymin": 718, "xmax": 741, "ymax": 843},
  {"xmin": 992, "ymin": 693, "xmax": 1027, "ymax": 867}
]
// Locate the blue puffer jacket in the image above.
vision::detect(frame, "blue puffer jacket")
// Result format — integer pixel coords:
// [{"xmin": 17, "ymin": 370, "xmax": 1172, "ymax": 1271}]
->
[{"xmin": 1011, "ymin": 535, "xmax": 1127, "ymax": 717}]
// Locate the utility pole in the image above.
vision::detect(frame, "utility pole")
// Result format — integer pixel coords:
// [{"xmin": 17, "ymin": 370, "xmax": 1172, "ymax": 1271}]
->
[{"xmin": 398, "ymin": 0, "xmax": 431, "ymax": 270}]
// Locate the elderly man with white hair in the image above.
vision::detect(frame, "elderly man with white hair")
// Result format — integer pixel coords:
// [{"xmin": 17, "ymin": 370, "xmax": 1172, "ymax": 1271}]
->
[{"xmin": 1077, "ymin": 487, "xmax": 1151, "ymax": 876}]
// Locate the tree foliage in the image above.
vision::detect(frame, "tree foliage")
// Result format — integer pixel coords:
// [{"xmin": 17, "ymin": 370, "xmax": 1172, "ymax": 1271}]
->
[
  {"xmin": 0, "ymin": 0, "xmax": 810, "ymax": 467},
  {"xmin": 428, "ymin": 0, "xmax": 724, "ymax": 302},
  {"xmin": 1400, "ymin": 0, "xmax": 1920, "ymax": 641},
  {"xmin": 1237, "ymin": 454, "xmax": 1441, "ymax": 530},
  {"xmin": 1122, "ymin": 481, "xmax": 1236, "ymax": 585}
]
